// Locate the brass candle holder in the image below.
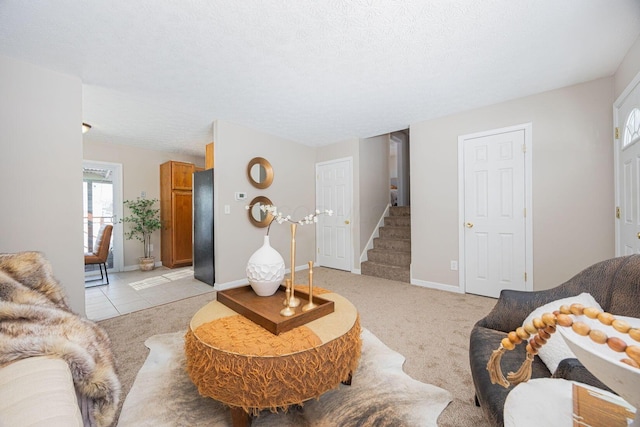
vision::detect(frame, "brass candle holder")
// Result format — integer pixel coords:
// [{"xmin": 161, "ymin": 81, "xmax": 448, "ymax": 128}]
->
[
  {"xmin": 302, "ymin": 261, "xmax": 318, "ymax": 312},
  {"xmin": 284, "ymin": 223, "xmax": 301, "ymax": 308},
  {"xmin": 280, "ymin": 279, "xmax": 295, "ymax": 317}
]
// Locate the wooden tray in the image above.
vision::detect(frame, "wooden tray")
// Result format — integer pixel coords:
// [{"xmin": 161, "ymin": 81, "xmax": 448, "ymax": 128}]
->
[{"xmin": 217, "ymin": 285, "xmax": 334, "ymax": 335}]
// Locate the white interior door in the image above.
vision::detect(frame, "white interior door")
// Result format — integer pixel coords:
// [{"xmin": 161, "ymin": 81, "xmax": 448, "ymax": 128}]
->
[
  {"xmin": 316, "ymin": 158, "xmax": 352, "ymax": 271},
  {"xmin": 461, "ymin": 128, "xmax": 528, "ymax": 298},
  {"xmin": 615, "ymin": 74, "xmax": 640, "ymax": 256}
]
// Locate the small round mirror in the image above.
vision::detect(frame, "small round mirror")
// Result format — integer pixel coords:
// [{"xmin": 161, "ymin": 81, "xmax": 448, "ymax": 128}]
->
[
  {"xmin": 247, "ymin": 157, "xmax": 274, "ymax": 189},
  {"xmin": 248, "ymin": 196, "xmax": 274, "ymax": 228}
]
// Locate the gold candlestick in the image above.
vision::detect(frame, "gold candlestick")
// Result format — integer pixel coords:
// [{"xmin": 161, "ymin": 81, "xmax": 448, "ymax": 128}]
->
[
  {"xmin": 285, "ymin": 223, "xmax": 301, "ymax": 308},
  {"xmin": 302, "ymin": 261, "xmax": 317, "ymax": 312},
  {"xmin": 280, "ymin": 279, "xmax": 295, "ymax": 317}
]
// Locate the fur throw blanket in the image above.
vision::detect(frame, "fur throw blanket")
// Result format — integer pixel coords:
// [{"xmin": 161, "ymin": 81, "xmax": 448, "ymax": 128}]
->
[{"xmin": 0, "ymin": 252, "xmax": 121, "ymax": 427}]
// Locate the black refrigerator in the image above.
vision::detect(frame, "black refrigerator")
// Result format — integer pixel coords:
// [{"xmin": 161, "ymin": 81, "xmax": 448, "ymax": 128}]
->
[{"xmin": 193, "ymin": 169, "xmax": 215, "ymax": 286}]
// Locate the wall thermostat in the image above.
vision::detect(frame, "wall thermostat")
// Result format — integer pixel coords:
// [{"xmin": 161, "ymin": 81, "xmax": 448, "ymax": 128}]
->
[{"xmin": 235, "ymin": 192, "xmax": 247, "ymax": 201}]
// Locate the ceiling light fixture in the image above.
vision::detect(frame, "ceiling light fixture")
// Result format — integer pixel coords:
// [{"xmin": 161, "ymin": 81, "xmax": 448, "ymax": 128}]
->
[{"xmin": 82, "ymin": 123, "xmax": 92, "ymax": 134}]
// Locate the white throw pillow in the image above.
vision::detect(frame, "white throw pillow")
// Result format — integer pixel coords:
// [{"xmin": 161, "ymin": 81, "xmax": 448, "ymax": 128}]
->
[{"xmin": 522, "ymin": 293, "xmax": 603, "ymax": 374}]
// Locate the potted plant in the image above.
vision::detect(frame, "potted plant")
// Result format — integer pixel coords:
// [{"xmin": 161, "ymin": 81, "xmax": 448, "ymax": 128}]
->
[{"xmin": 120, "ymin": 197, "xmax": 162, "ymax": 271}]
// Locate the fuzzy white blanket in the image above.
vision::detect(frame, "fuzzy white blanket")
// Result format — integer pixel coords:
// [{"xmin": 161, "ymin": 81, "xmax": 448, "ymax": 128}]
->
[{"xmin": 0, "ymin": 252, "xmax": 121, "ymax": 427}]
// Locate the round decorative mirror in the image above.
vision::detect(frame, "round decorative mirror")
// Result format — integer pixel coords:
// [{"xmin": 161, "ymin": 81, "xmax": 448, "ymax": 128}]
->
[
  {"xmin": 247, "ymin": 157, "xmax": 274, "ymax": 189},
  {"xmin": 248, "ymin": 196, "xmax": 274, "ymax": 228}
]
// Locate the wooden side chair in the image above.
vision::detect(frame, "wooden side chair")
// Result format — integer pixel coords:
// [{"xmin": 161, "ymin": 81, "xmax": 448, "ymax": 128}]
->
[{"xmin": 84, "ymin": 224, "xmax": 113, "ymax": 284}]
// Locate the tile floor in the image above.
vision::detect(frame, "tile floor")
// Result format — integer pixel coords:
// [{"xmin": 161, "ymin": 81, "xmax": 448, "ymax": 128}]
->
[{"xmin": 84, "ymin": 266, "xmax": 214, "ymax": 321}]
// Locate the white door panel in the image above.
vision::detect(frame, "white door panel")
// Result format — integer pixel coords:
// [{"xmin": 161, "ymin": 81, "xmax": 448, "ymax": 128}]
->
[
  {"xmin": 463, "ymin": 129, "xmax": 527, "ymax": 298},
  {"xmin": 316, "ymin": 158, "xmax": 352, "ymax": 271}
]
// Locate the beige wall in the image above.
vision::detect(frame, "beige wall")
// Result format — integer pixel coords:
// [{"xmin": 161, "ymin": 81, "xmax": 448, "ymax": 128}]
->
[
  {"xmin": 614, "ymin": 34, "xmax": 640, "ymax": 99},
  {"xmin": 359, "ymin": 135, "xmax": 391, "ymax": 259},
  {"xmin": 410, "ymin": 77, "xmax": 615, "ymax": 291},
  {"xmin": 213, "ymin": 120, "xmax": 316, "ymax": 286},
  {"xmin": 0, "ymin": 55, "xmax": 85, "ymax": 314},
  {"xmin": 82, "ymin": 140, "xmax": 203, "ymax": 269}
]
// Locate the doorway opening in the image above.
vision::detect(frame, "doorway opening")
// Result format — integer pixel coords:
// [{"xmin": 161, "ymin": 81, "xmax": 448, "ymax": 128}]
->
[
  {"xmin": 390, "ymin": 129, "xmax": 410, "ymax": 207},
  {"xmin": 83, "ymin": 160, "xmax": 123, "ymax": 286}
]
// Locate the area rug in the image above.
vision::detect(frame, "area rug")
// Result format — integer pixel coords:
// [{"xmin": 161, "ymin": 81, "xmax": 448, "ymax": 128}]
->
[{"xmin": 117, "ymin": 328, "xmax": 452, "ymax": 426}]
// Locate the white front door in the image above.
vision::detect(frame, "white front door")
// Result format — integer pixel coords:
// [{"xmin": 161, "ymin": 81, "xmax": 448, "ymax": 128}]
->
[
  {"xmin": 316, "ymin": 158, "xmax": 352, "ymax": 271},
  {"xmin": 615, "ymin": 74, "xmax": 640, "ymax": 256},
  {"xmin": 461, "ymin": 127, "xmax": 529, "ymax": 298}
]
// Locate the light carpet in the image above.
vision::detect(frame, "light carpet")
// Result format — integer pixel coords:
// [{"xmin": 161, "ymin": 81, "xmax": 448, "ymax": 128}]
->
[{"xmin": 117, "ymin": 328, "xmax": 452, "ymax": 427}]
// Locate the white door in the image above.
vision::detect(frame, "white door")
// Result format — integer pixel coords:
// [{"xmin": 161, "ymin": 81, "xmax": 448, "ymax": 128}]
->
[
  {"xmin": 462, "ymin": 128, "xmax": 528, "ymax": 298},
  {"xmin": 615, "ymin": 74, "xmax": 640, "ymax": 256},
  {"xmin": 83, "ymin": 160, "xmax": 124, "ymax": 276},
  {"xmin": 316, "ymin": 158, "xmax": 352, "ymax": 271}
]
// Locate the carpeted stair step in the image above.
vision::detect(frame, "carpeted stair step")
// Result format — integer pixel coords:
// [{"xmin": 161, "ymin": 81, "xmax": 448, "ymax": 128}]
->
[
  {"xmin": 361, "ymin": 261, "xmax": 410, "ymax": 283},
  {"xmin": 367, "ymin": 248, "xmax": 411, "ymax": 267},
  {"xmin": 390, "ymin": 206, "xmax": 411, "ymax": 216},
  {"xmin": 373, "ymin": 237, "xmax": 411, "ymax": 252},
  {"xmin": 384, "ymin": 215, "xmax": 410, "ymax": 227},
  {"xmin": 379, "ymin": 226, "xmax": 411, "ymax": 240}
]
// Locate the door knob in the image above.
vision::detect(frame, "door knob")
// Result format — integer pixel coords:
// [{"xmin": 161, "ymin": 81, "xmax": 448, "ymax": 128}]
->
[
  {"xmin": 465, "ymin": 222, "xmax": 474, "ymax": 228},
  {"xmin": 345, "ymin": 220, "xmax": 350, "ymax": 225},
  {"xmin": 637, "ymin": 232, "xmax": 640, "ymax": 239}
]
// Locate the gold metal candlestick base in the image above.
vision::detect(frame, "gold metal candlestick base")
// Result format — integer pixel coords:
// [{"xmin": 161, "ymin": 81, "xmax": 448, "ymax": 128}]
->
[
  {"xmin": 280, "ymin": 280, "xmax": 295, "ymax": 317},
  {"xmin": 301, "ymin": 302, "xmax": 317, "ymax": 312},
  {"xmin": 302, "ymin": 261, "xmax": 318, "ymax": 312},
  {"xmin": 289, "ymin": 294, "xmax": 301, "ymax": 308}
]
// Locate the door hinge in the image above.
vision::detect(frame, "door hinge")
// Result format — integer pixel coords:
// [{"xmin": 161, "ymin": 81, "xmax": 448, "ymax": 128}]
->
[
  {"xmin": 524, "ymin": 272, "xmax": 527, "ymax": 282},
  {"xmin": 522, "ymin": 144, "xmax": 527, "ymax": 153},
  {"xmin": 523, "ymin": 208, "xmax": 527, "ymax": 217},
  {"xmin": 615, "ymin": 127, "xmax": 620, "ymax": 140},
  {"xmin": 616, "ymin": 206, "xmax": 621, "ymax": 219}
]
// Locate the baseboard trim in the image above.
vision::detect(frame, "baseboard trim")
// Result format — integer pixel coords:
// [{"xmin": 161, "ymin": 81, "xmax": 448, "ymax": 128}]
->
[
  {"xmin": 411, "ymin": 278, "xmax": 464, "ymax": 294},
  {"xmin": 214, "ymin": 279, "xmax": 248, "ymax": 291}
]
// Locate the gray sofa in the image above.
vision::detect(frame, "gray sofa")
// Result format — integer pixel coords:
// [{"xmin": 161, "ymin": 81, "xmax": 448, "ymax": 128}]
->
[{"xmin": 469, "ymin": 255, "xmax": 640, "ymax": 426}]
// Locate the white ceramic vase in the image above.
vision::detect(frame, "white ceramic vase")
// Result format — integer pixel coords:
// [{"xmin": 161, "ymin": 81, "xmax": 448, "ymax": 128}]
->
[{"xmin": 246, "ymin": 236, "xmax": 285, "ymax": 296}]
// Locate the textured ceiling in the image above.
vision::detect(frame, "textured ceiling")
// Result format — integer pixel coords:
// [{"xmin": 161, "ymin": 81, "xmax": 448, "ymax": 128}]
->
[{"xmin": 1, "ymin": 1, "xmax": 639, "ymax": 156}]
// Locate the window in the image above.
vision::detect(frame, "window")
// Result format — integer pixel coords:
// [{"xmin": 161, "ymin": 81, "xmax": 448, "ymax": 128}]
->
[{"xmin": 624, "ymin": 108, "xmax": 640, "ymax": 147}]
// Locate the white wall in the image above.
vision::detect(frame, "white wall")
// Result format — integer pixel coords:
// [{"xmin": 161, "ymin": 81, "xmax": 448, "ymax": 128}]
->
[
  {"xmin": 213, "ymin": 120, "xmax": 316, "ymax": 286},
  {"xmin": 0, "ymin": 55, "xmax": 85, "ymax": 314},
  {"xmin": 359, "ymin": 135, "xmax": 390, "ymax": 259},
  {"xmin": 614, "ymin": 34, "xmax": 640, "ymax": 99},
  {"xmin": 410, "ymin": 77, "xmax": 615, "ymax": 291},
  {"xmin": 82, "ymin": 140, "xmax": 204, "ymax": 269}
]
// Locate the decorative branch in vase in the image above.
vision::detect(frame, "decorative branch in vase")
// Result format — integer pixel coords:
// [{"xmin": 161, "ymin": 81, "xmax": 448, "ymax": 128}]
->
[{"xmin": 244, "ymin": 204, "xmax": 333, "ymax": 298}]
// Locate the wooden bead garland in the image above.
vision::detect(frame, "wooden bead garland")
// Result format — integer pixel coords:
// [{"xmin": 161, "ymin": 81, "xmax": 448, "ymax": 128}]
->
[{"xmin": 487, "ymin": 303, "xmax": 640, "ymax": 389}]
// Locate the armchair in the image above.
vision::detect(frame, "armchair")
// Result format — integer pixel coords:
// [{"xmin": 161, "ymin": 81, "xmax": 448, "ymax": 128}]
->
[
  {"xmin": 469, "ymin": 255, "xmax": 640, "ymax": 426},
  {"xmin": 84, "ymin": 224, "xmax": 113, "ymax": 284}
]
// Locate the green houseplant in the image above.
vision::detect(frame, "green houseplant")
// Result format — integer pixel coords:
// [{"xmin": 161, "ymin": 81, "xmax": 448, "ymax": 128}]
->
[{"xmin": 120, "ymin": 197, "xmax": 162, "ymax": 270}]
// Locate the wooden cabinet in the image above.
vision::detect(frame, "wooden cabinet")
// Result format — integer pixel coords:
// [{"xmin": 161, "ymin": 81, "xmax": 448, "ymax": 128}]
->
[{"xmin": 160, "ymin": 161, "xmax": 195, "ymax": 268}]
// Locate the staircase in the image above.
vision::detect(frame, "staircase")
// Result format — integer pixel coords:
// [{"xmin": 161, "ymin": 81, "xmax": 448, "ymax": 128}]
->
[{"xmin": 361, "ymin": 206, "xmax": 411, "ymax": 282}]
